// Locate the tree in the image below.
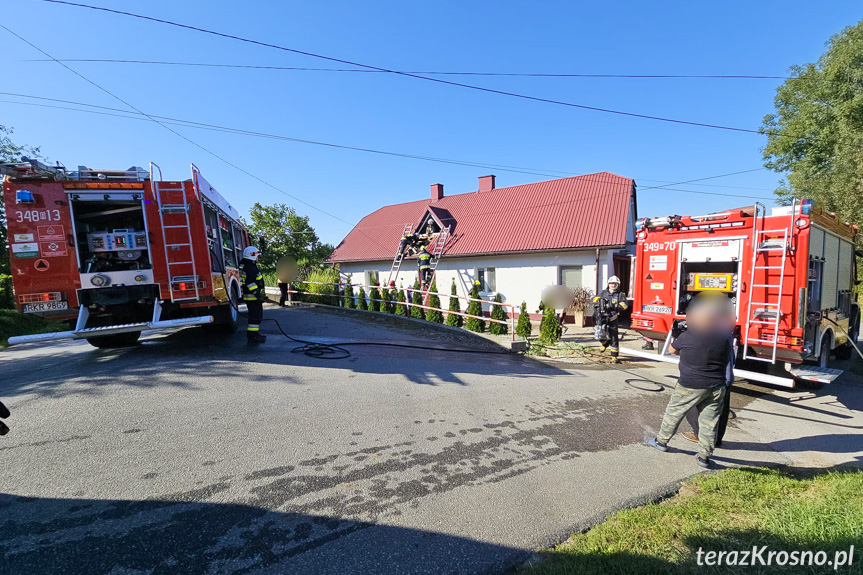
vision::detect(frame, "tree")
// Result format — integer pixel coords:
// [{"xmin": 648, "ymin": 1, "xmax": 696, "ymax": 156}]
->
[
  {"xmin": 539, "ymin": 307, "xmax": 562, "ymax": 345},
  {"xmin": 0, "ymin": 126, "xmax": 45, "ymax": 308},
  {"xmin": 395, "ymin": 287, "xmax": 408, "ymax": 316},
  {"xmin": 446, "ymin": 280, "xmax": 463, "ymax": 327},
  {"xmin": 382, "ymin": 286, "xmax": 396, "ymax": 314},
  {"xmin": 516, "ymin": 301, "xmax": 532, "ymax": 340},
  {"xmin": 343, "ymin": 276, "xmax": 355, "ymax": 308},
  {"xmin": 357, "ymin": 287, "xmax": 368, "ymax": 311},
  {"xmin": 369, "ymin": 281, "xmax": 381, "ymax": 312},
  {"xmin": 465, "ymin": 281, "xmax": 485, "ymax": 332},
  {"xmin": 489, "ymin": 293, "xmax": 509, "ymax": 335},
  {"xmin": 410, "ymin": 279, "xmax": 424, "ymax": 319},
  {"xmin": 425, "ymin": 280, "xmax": 444, "ymax": 323},
  {"xmin": 762, "ymin": 21, "xmax": 863, "ymax": 225},
  {"xmin": 247, "ymin": 202, "xmax": 333, "ymax": 270}
]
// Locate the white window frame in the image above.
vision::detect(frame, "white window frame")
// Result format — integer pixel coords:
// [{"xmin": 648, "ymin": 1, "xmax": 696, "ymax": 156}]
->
[{"xmin": 474, "ymin": 267, "xmax": 496, "ymax": 292}]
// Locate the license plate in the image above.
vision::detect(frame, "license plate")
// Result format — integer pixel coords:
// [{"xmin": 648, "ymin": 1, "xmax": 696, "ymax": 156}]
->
[
  {"xmin": 642, "ymin": 304, "xmax": 672, "ymax": 314},
  {"xmin": 22, "ymin": 301, "xmax": 68, "ymax": 313}
]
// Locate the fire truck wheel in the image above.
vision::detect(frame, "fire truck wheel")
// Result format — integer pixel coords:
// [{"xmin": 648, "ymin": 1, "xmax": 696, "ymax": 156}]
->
[
  {"xmin": 86, "ymin": 331, "xmax": 141, "ymax": 349},
  {"xmin": 818, "ymin": 336, "xmax": 833, "ymax": 369}
]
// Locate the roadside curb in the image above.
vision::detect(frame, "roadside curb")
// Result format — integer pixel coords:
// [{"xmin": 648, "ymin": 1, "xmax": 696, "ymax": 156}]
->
[{"xmin": 263, "ymin": 296, "xmax": 520, "ymax": 353}]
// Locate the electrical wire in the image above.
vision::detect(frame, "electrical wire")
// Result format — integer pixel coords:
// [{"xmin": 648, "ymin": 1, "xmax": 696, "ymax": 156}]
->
[
  {"xmin": 0, "ymin": 93, "xmax": 775, "ymax": 201},
  {"xmin": 24, "ymin": 59, "xmax": 794, "ymax": 80},
  {"xmin": 37, "ymin": 0, "xmax": 792, "ymax": 138}
]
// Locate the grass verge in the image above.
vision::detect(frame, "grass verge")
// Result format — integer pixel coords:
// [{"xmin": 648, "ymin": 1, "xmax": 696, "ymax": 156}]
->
[
  {"xmin": 518, "ymin": 467, "xmax": 863, "ymax": 575},
  {"xmin": 0, "ymin": 309, "xmax": 66, "ymax": 346}
]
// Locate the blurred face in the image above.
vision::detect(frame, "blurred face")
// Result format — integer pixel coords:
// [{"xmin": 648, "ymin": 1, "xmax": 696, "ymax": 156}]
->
[
  {"xmin": 608, "ymin": 282, "xmax": 619, "ymax": 293},
  {"xmin": 687, "ymin": 296, "xmax": 734, "ymax": 332}
]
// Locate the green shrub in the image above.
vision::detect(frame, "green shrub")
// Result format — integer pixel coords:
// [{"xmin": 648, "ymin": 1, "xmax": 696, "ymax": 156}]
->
[
  {"xmin": 357, "ymin": 287, "xmax": 368, "ymax": 311},
  {"xmin": 410, "ymin": 279, "xmax": 424, "ymax": 319},
  {"xmin": 0, "ymin": 309, "xmax": 66, "ymax": 346},
  {"xmin": 0, "ymin": 274, "xmax": 15, "ymax": 310},
  {"xmin": 261, "ymin": 270, "xmax": 279, "ymax": 288},
  {"xmin": 539, "ymin": 307, "xmax": 562, "ymax": 345},
  {"xmin": 382, "ymin": 286, "xmax": 396, "ymax": 314},
  {"xmin": 425, "ymin": 281, "xmax": 444, "ymax": 323},
  {"xmin": 395, "ymin": 287, "xmax": 408, "ymax": 316},
  {"xmin": 465, "ymin": 281, "xmax": 485, "ymax": 332},
  {"xmin": 445, "ymin": 279, "xmax": 463, "ymax": 327},
  {"xmin": 516, "ymin": 301, "xmax": 532, "ymax": 340},
  {"xmin": 343, "ymin": 277, "xmax": 355, "ymax": 308},
  {"xmin": 304, "ymin": 268, "xmax": 340, "ymax": 305},
  {"xmin": 369, "ymin": 282, "xmax": 381, "ymax": 312},
  {"xmin": 489, "ymin": 293, "xmax": 509, "ymax": 335}
]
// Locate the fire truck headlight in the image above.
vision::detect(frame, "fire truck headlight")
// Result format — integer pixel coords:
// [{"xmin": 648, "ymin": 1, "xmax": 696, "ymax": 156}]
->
[
  {"xmin": 91, "ymin": 274, "xmax": 110, "ymax": 287},
  {"xmin": 795, "ymin": 218, "xmax": 809, "ymax": 229}
]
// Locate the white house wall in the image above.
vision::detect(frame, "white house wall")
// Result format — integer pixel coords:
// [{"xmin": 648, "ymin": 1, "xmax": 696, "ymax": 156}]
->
[{"xmin": 338, "ymin": 250, "xmax": 618, "ymax": 313}]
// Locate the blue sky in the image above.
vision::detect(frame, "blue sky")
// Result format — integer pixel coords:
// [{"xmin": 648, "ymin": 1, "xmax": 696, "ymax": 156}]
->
[{"xmin": 2, "ymin": 1, "xmax": 861, "ymax": 245}]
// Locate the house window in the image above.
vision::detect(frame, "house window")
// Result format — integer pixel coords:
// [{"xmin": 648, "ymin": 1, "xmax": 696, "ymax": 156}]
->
[
  {"xmin": 475, "ymin": 267, "xmax": 496, "ymax": 292},
  {"xmin": 559, "ymin": 266, "xmax": 583, "ymax": 290},
  {"xmin": 365, "ymin": 270, "xmax": 379, "ymax": 287}
]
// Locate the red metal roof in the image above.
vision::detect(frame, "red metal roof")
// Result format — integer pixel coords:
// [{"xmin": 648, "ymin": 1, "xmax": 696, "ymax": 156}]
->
[{"xmin": 328, "ymin": 172, "xmax": 635, "ymax": 263}]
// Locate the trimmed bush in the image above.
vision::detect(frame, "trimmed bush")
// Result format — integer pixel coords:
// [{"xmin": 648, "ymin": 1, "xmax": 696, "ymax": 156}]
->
[
  {"xmin": 369, "ymin": 282, "xmax": 381, "ymax": 312},
  {"xmin": 357, "ymin": 287, "xmax": 368, "ymax": 310},
  {"xmin": 0, "ymin": 274, "xmax": 14, "ymax": 310},
  {"xmin": 395, "ymin": 287, "xmax": 408, "ymax": 316},
  {"xmin": 465, "ymin": 281, "xmax": 485, "ymax": 333},
  {"xmin": 383, "ymin": 287, "xmax": 396, "ymax": 314},
  {"xmin": 425, "ymin": 281, "xmax": 444, "ymax": 323},
  {"xmin": 446, "ymin": 279, "xmax": 463, "ymax": 327},
  {"xmin": 410, "ymin": 279, "xmax": 424, "ymax": 319},
  {"xmin": 489, "ymin": 293, "xmax": 509, "ymax": 335},
  {"xmin": 343, "ymin": 278, "xmax": 355, "ymax": 308},
  {"xmin": 516, "ymin": 301, "xmax": 532, "ymax": 340},
  {"xmin": 539, "ymin": 307, "xmax": 562, "ymax": 345}
]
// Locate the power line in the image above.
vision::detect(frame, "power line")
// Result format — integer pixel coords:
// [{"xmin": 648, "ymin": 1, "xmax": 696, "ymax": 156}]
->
[
  {"xmin": 0, "ymin": 24, "xmax": 398, "ymax": 255},
  {"xmin": 22, "ymin": 59, "xmax": 793, "ymax": 80},
  {"xmin": 37, "ymin": 0, "xmax": 786, "ymax": 138},
  {"xmin": 0, "ymin": 93, "xmax": 773, "ymax": 200}
]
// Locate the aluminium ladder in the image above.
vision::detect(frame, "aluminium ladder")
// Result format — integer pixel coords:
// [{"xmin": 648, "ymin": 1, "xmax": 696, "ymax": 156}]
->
[
  {"xmin": 152, "ymin": 176, "xmax": 201, "ymax": 303},
  {"xmin": 742, "ymin": 201, "xmax": 796, "ymax": 364},
  {"xmin": 385, "ymin": 224, "xmax": 414, "ymax": 288}
]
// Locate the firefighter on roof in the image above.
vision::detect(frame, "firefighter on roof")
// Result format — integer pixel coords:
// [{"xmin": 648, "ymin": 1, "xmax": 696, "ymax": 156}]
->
[
  {"xmin": 241, "ymin": 246, "xmax": 267, "ymax": 343},
  {"xmin": 594, "ymin": 276, "xmax": 627, "ymax": 362}
]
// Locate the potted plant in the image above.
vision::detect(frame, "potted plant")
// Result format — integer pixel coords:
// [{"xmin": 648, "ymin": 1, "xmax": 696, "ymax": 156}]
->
[{"xmin": 569, "ymin": 287, "xmax": 595, "ymax": 327}]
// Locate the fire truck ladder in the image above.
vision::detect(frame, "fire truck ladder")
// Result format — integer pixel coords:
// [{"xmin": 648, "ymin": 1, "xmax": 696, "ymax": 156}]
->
[
  {"xmin": 151, "ymin": 166, "xmax": 201, "ymax": 303},
  {"xmin": 743, "ymin": 204, "xmax": 791, "ymax": 364},
  {"xmin": 385, "ymin": 224, "xmax": 414, "ymax": 288}
]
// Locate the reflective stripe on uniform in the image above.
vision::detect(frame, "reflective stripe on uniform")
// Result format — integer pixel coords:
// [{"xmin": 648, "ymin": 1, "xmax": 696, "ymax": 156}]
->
[
  {"xmin": 247, "ymin": 325, "xmax": 260, "ymax": 331},
  {"xmin": 243, "ymin": 296, "xmax": 257, "ymax": 301}
]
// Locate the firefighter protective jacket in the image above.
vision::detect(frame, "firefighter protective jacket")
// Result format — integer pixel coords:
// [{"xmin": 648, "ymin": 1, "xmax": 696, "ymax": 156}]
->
[
  {"xmin": 594, "ymin": 289, "xmax": 628, "ymax": 323},
  {"xmin": 417, "ymin": 251, "xmax": 432, "ymax": 270},
  {"xmin": 240, "ymin": 258, "xmax": 265, "ymax": 301}
]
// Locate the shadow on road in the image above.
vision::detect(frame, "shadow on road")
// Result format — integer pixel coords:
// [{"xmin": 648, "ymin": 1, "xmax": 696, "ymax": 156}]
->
[{"xmin": 0, "ymin": 492, "xmax": 524, "ymax": 575}]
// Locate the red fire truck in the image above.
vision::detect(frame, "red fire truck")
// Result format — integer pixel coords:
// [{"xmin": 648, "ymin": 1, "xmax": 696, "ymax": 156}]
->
[
  {"xmin": 2, "ymin": 159, "xmax": 251, "ymax": 347},
  {"xmin": 627, "ymin": 199, "xmax": 860, "ymax": 387}
]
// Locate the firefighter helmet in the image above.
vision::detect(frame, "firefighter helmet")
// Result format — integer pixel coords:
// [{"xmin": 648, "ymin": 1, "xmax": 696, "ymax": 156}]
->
[
  {"xmin": 243, "ymin": 246, "xmax": 260, "ymax": 262},
  {"xmin": 608, "ymin": 275, "xmax": 621, "ymax": 285}
]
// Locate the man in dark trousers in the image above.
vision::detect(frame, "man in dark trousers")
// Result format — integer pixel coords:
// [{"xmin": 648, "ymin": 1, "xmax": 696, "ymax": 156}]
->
[
  {"xmin": 593, "ymin": 276, "xmax": 628, "ymax": 363},
  {"xmin": 417, "ymin": 246, "xmax": 433, "ymax": 286},
  {"xmin": 645, "ymin": 294, "xmax": 733, "ymax": 468},
  {"xmin": 240, "ymin": 246, "xmax": 267, "ymax": 343}
]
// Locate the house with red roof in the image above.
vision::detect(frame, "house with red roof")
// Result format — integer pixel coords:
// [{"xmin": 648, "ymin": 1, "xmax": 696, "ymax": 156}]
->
[{"xmin": 328, "ymin": 172, "xmax": 637, "ymax": 315}]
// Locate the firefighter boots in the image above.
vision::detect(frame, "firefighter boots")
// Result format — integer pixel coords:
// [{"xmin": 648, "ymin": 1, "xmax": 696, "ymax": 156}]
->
[{"xmin": 247, "ymin": 332, "xmax": 267, "ymax": 344}]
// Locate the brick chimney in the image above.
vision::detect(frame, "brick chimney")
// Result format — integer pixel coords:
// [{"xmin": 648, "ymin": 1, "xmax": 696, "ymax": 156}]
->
[
  {"xmin": 431, "ymin": 183, "xmax": 444, "ymax": 202},
  {"xmin": 478, "ymin": 174, "xmax": 496, "ymax": 192}
]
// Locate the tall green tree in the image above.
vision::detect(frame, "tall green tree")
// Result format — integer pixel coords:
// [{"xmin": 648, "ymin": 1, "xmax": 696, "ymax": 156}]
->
[
  {"xmin": 762, "ymin": 21, "xmax": 863, "ymax": 225},
  {"xmin": 489, "ymin": 293, "xmax": 509, "ymax": 335},
  {"xmin": 368, "ymin": 281, "xmax": 381, "ymax": 312},
  {"xmin": 410, "ymin": 279, "xmax": 424, "ymax": 319},
  {"xmin": 395, "ymin": 287, "xmax": 408, "ymax": 316},
  {"xmin": 539, "ymin": 307, "xmax": 562, "ymax": 345},
  {"xmin": 247, "ymin": 202, "xmax": 334, "ymax": 270},
  {"xmin": 516, "ymin": 301, "xmax": 532, "ymax": 340}
]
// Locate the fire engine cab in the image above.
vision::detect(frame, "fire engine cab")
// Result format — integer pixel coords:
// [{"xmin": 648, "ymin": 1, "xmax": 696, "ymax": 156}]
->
[
  {"xmin": 2, "ymin": 159, "xmax": 250, "ymax": 347},
  {"xmin": 627, "ymin": 200, "xmax": 860, "ymax": 387}
]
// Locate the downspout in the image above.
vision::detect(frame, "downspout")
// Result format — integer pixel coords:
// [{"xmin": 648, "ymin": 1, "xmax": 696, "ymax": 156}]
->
[{"xmin": 595, "ymin": 247, "xmax": 601, "ymax": 292}]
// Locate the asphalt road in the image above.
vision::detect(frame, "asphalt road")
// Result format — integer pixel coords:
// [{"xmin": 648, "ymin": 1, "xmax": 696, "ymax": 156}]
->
[{"xmin": 1, "ymin": 305, "xmax": 858, "ymax": 575}]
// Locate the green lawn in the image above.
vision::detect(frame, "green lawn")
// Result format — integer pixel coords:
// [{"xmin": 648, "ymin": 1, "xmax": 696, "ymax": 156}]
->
[
  {"xmin": 0, "ymin": 309, "xmax": 66, "ymax": 346},
  {"xmin": 519, "ymin": 467, "xmax": 863, "ymax": 575}
]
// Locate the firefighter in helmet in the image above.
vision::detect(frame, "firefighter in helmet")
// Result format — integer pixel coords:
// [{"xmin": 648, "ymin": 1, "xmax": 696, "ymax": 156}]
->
[
  {"xmin": 417, "ymin": 246, "xmax": 433, "ymax": 285},
  {"xmin": 240, "ymin": 246, "xmax": 267, "ymax": 343},
  {"xmin": 593, "ymin": 275, "xmax": 628, "ymax": 362}
]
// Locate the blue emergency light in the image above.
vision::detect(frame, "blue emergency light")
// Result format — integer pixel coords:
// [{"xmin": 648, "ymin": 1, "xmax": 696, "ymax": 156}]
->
[
  {"xmin": 15, "ymin": 190, "xmax": 36, "ymax": 204},
  {"xmin": 800, "ymin": 199, "xmax": 813, "ymax": 214}
]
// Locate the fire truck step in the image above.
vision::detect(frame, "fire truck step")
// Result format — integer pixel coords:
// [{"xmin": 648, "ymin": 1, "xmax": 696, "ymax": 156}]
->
[
  {"xmin": 160, "ymin": 204, "xmax": 190, "ymax": 213},
  {"xmin": 78, "ymin": 322, "xmax": 149, "ymax": 333},
  {"xmin": 787, "ymin": 365, "xmax": 843, "ymax": 384}
]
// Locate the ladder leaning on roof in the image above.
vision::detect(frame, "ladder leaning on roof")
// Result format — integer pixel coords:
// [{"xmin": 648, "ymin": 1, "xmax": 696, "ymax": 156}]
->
[
  {"xmin": 422, "ymin": 225, "xmax": 451, "ymax": 303},
  {"xmin": 385, "ymin": 223, "xmax": 414, "ymax": 288}
]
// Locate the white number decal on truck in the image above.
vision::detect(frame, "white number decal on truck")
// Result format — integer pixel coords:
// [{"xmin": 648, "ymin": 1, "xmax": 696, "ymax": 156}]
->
[
  {"xmin": 643, "ymin": 242, "xmax": 677, "ymax": 252},
  {"xmin": 14, "ymin": 210, "xmax": 62, "ymax": 223}
]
